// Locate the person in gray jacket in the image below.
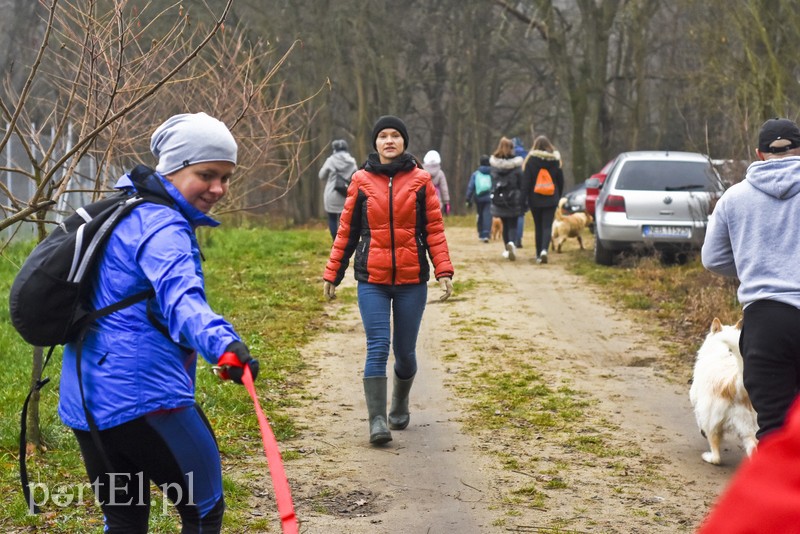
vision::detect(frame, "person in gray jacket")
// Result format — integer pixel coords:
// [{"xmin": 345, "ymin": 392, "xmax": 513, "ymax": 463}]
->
[
  {"xmin": 702, "ymin": 117, "xmax": 800, "ymax": 440},
  {"xmin": 319, "ymin": 139, "xmax": 358, "ymax": 239}
]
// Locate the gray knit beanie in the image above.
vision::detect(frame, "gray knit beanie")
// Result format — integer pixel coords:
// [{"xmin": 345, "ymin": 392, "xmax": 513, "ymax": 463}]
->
[{"xmin": 150, "ymin": 112, "xmax": 238, "ymax": 175}]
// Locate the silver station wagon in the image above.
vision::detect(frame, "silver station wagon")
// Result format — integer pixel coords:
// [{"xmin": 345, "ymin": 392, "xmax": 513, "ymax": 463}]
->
[{"xmin": 593, "ymin": 151, "xmax": 725, "ymax": 265}]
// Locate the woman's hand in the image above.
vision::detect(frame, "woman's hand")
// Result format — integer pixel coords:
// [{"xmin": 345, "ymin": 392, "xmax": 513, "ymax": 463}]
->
[
  {"xmin": 438, "ymin": 277, "xmax": 453, "ymax": 301},
  {"xmin": 323, "ymin": 280, "xmax": 337, "ymax": 300}
]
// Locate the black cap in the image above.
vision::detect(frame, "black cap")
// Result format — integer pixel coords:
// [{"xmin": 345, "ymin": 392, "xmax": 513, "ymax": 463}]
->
[
  {"xmin": 758, "ymin": 118, "xmax": 800, "ymax": 153},
  {"xmin": 371, "ymin": 115, "xmax": 409, "ymax": 151},
  {"xmin": 479, "ymin": 154, "xmax": 490, "ymax": 166}
]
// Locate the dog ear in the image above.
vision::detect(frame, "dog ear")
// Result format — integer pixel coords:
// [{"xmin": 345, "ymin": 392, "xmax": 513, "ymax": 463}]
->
[
  {"xmin": 710, "ymin": 317, "xmax": 722, "ymax": 333},
  {"xmin": 734, "ymin": 318, "xmax": 743, "ymax": 330}
]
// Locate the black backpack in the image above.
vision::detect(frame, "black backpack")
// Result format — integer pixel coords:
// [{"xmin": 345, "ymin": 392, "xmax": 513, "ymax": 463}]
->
[
  {"xmin": 491, "ymin": 175, "xmax": 521, "ymax": 210},
  {"xmin": 332, "ymin": 171, "xmax": 352, "ymax": 196},
  {"xmin": 10, "ymin": 164, "xmax": 175, "ymax": 513}
]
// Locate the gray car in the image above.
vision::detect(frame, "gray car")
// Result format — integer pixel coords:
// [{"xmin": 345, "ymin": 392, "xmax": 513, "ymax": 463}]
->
[{"xmin": 594, "ymin": 151, "xmax": 725, "ymax": 265}]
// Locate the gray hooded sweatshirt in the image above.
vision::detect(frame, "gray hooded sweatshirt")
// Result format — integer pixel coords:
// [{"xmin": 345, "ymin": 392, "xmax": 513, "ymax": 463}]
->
[
  {"xmin": 702, "ymin": 155, "xmax": 800, "ymax": 309},
  {"xmin": 319, "ymin": 151, "xmax": 358, "ymax": 213}
]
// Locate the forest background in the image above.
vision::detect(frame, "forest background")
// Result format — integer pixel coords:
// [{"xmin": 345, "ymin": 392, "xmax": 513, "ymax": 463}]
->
[{"xmin": 1, "ymin": 0, "xmax": 799, "ymax": 226}]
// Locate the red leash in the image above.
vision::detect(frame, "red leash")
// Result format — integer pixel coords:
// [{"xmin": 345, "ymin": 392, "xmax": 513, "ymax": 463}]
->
[{"xmin": 241, "ymin": 365, "xmax": 299, "ymax": 533}]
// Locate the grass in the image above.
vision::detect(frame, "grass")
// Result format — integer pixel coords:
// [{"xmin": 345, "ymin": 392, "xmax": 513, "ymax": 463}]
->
[
  {"xmin": 0, "ymin": 215, "xmax": 744, "ymax": 531},
  {"xmin": 442, "ymin": 223, "xmax": 741, "ymax": 531},
  {"xmin": 0, "ymin": 226, "xmax": 332, "ymax": 532},
  {"xmin": 563, "ymin": 236, "xmax": 741, "ymax": 373}
]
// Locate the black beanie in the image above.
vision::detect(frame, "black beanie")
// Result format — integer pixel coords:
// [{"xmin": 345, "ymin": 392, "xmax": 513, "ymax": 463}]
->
[{"xmin": 371, "ymin": 115, "xmax": 409, "ymax": 151}]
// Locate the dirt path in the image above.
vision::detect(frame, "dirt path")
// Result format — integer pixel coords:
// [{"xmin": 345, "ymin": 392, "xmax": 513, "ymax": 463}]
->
[{"xmin": 270, "ymin": 226, "xmax": 744, "ymax": 533}]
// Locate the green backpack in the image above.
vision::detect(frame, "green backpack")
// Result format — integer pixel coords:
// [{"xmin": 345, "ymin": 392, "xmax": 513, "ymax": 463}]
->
[{"xmin": 474, "ymin": 170, "xmax": 492, "ymax": 196}]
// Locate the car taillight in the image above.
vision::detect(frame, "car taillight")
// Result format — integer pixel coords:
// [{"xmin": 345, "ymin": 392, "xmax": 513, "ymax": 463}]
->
[{"xmin": 603, "ymin": 194, "xmax": 626, "ymax": 213}]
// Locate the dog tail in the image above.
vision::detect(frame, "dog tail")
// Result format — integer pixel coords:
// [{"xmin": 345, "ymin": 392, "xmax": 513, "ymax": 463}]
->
[
  {"xmin": 710, "ymin": 373, "xmax": 739, "ymax": 404},
  {"xmin": 556, "ymin": 197, "xmax": 566, "ymax": 222}
]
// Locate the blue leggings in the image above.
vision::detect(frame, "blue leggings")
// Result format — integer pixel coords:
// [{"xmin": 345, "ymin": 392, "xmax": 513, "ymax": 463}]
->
[
  {"xmin": 357, "ymin": 281, "xmax": 427, "ymax": 379},
  {"xmin": 73, "ymin": 404, "xmax": 224, "ymax": 533}
]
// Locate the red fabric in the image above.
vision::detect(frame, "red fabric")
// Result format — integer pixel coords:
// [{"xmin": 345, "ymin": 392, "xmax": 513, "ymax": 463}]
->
[
  {"xmin": 324, "ymin": 166, "xmax": 453, "ymax": 286},
  {"xmin": 242, "ymin": 366, "xmax": 298, "ymax": 533},
  {"xmin": 216, "ymin": 352, "xmax": 242, "ymax": 368},
  {"xmin": 214, "ymin": 352, "xmax": 242, "ymax": 381},
  {"xmin": 698, "ymin": 396, "xmax": 800, "ymax": 533}
]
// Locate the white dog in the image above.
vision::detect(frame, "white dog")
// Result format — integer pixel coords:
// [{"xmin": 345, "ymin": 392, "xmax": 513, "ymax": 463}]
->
[{"xmin": 689, "ymin": 317, "xmax": 758, "ymax": 465}]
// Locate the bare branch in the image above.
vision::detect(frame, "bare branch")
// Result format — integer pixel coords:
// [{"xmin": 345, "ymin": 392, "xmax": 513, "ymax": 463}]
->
[{"xmin": 492, "ymin": 0, "xmax": 549, "ymax": 40}]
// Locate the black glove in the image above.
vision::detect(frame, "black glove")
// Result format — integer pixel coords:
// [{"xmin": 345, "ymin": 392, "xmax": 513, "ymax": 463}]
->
[{"xmin": 218, "ymin": 341, "xmax": 260, "ymax": 384}]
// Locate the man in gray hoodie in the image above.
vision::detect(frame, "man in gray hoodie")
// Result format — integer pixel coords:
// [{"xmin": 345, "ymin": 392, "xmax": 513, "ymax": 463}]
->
[{"xmin": 702, "ymin": 117, "xmax": 800, "ymax": 440}]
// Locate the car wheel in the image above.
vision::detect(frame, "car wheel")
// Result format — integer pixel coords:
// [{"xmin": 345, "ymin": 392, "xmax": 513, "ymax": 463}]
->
[{"xmin": 594, "ymin": 236, "xmax": 614, "ymax": 266}]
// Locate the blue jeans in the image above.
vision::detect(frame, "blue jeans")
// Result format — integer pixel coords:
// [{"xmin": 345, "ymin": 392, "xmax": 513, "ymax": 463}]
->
[
  {"xmin": 515, "ymin": 214, "xmax": 525, "ymax": 246},
  {"xmin": 327, "ymin": 212, "xmax": 341, "ymax": 240},
  {"xmin": 357, "ymin": 282, "xmax": 427, "ymax": 378},
  {"xmin": 476, "ymin": 199, "xmax": 492, "ymax": 239}
]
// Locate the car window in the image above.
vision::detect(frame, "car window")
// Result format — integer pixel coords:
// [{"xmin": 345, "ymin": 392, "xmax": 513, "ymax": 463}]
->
[{"xmin": 614, "ymin": 161, "xmax": 721, "ymax": 192}]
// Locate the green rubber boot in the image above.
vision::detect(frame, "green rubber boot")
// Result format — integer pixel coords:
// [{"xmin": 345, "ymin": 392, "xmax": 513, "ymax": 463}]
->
[
  {"xmin": 388, "ymin": 373, "xmax": 416, "ymax": 430},
  {"xmin": 363, "ymin": 377, "xmax": 392, "ymax": 445}
]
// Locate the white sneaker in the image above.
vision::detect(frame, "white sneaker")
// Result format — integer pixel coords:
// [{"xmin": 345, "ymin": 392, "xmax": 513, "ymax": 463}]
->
[
  {"xmin": 506, "ymin": 242, "xmax": 516, "ymax": 261},
  {"xmin": 539, "ymin": 250, "xmax": 548, "ymax": 264},
  {"xmin": 502, "ymin": 250, "xmax": 509, "ymax": 259}
]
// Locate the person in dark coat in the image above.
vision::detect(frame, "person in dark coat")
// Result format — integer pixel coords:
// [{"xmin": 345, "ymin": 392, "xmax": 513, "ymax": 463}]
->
[
  {"xmin": 521, "ymin": 135, "xmax": 565, "ymax": 264},
  {"xmin": 489, "ymin": 136, "xmax": 525, "ymax": 261}
]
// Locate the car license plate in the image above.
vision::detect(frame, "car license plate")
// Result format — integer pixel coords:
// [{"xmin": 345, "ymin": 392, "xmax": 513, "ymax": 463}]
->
[{"xmin": 642, "ymin": 225, "xmax": 692, "ymax": 238}]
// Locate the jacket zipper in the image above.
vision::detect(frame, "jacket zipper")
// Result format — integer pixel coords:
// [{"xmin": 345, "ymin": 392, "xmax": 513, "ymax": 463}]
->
[{"xmin": 389, "ymin": 175, "xmax": 396, "ymax": 285}]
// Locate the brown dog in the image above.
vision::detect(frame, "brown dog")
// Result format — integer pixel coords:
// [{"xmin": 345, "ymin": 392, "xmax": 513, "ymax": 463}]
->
[
  {"xmin": 551, "ymin": 198, "xmax": 593, "ymax": 252},
  {"xmin": 490, "ymin": 217, "xmax": 503, "ymax": 241}
]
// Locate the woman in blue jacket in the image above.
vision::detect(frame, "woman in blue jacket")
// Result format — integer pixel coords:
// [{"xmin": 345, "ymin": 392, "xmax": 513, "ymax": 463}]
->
[{"xmin": 58, "ymin": 112, "xmax": 259, "ymax": 533}]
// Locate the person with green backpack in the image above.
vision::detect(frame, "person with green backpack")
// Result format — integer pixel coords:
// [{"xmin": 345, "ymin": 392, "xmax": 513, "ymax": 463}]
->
[{"xmin": 465, "ymin": 154, "xmax": 493, "ymax": 242}]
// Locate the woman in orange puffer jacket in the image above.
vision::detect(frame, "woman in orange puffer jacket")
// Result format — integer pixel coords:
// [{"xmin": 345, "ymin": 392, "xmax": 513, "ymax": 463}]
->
[{"xmin": 323, "ymin": 115, "xmax": 454, "ymax": 445}]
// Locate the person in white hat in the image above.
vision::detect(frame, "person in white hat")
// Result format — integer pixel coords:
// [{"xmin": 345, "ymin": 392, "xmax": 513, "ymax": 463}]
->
[
  {"xmin": 59, "ymin": 112, "xmax": 258, "ymax": 533},
  {"xmin": 423, "ymin": 149, "xmax": 451, "ymax": 216}
]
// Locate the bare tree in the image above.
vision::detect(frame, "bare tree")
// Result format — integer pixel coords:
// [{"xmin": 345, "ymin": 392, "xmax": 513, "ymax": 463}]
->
[{"xmin": 4, "ymin": 0, "xmax": 319, "ymax": 449}]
